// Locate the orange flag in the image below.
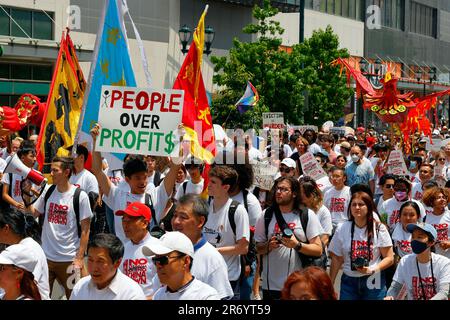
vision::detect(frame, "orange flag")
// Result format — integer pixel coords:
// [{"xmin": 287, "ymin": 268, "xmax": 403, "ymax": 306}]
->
[{"xmin": 173, "ymin": 6, "xmax": 215, "ymax": 197}]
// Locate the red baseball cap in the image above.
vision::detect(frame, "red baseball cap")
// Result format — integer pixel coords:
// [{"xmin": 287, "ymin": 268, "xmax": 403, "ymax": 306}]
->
[{"xmin": 115, "ymin": 202, "xmax": 151, "ymax": 221}]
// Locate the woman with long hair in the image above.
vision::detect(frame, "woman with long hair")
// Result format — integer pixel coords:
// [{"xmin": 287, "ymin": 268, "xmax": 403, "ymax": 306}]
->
[
  {"xmin": 0, "ymin": 208, "xmax": 50, "ymax": 299},
  {"xmin": 0, "ymin": 244, "xmax": 41, "ymax": 300},
  {"xmin": 281, "ymin": 266, "xmax": 337, "ymax": 300},
  {"xmin": 299, "ymin": 177, "xmax": 332, "ymax": 247},
  {"xmin": 385, "ymin": 223, "xmax": 450, "ymax": 300},
  {"xmin": 392, "ymin": 201, "xmax": 421, "ymax": 259},
  {"xmin": 422, "ymin": 187, "xmax": 450, "ymax": 259},
  {"xmin": 329, "ymin": 191, "xmax": 394, "ymax": 299}
]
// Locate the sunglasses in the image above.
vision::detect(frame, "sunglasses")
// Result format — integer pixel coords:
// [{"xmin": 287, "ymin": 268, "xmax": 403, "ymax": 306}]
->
[
  {"xmin": 151, "ymin": 255, "xmax": 184, "ymax": 266},
  {"xmin": 438, "ymin": 158, "xmax": 446, "ymax": 161},
  {"xmin": 384, "ymin": 184, "xmax": 394, "ymax": 189}
]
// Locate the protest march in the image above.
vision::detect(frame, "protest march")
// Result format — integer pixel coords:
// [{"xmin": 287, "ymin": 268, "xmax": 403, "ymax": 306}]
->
[{"xmin": 1, "ymin": 0, "xmax": 450, "ymax": 304}]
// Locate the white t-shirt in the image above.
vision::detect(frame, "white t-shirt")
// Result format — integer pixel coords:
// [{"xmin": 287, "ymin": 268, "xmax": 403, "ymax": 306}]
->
[
  {"xmin": 254, "ymin": 209, "xmax": 322, "ymax": 291},
  {"xmin": 1, "ymin": 173, "xmax": 25, "ymax": 204},
  {"xmin": 148, "ymin": 171, "xmax": 165, "ymax": 186},
  {"xmin": 248, "ymin": 147, "xmax": 263, "ymax": 163},
  {"xmin": 411, "ymin": 182, "xmax": 424, "ymax": 201},
  {"xmin": 120, "ymin": 233, "xmax": 159, "ymax": 297},
  {"xmin": 19, "ymin": 237, "xmax": 50, "ymax": 300},
  {"xmin": 391, "ymin": 224, "xmax": 413, "ymax": 258},
  {"xmin": 0, "ymin": 157, "xmax": 6, "ymax": 172},
  {"xmin": 34, "ymin": 185, "xmax": 93, "ymax": 262},
  {"xmin": 69, "ymin": 169, "xmax": 99, "ymax": 195},
  {"xmin": 308, "ymin": 143, "xmax": 322, "ymax": 155},
  {"xmin": 324, "ymin": 186, "xmax": 351, "ymax": 227},
  {"xmin": 316, "ymin": 176, "xmax": 333, "ymax": 194},
  {"xmin": 203, "ymin": 198, "xmax": 250, "ymax": 281},
  {"xmin": 328, "ymin": 221, "xmax": 393, "ymax": 277},
  {"xmin": 105, "ymin": 167, "xmax": 124, "ymax": 186},
  {"xmin": 424, "ymin": 210, "xmax": 450, "ymax": 259},
  {"xmin": 103, "ymin": 183, "xmax": 169, "ymax": 243},
  {"xmin": 152, "ymin": 278, "xmax": 220, "ymax": 300},
  {"xmin": 316, "ymin": 205, "xmax": 332, "ymax": 235},
  {"xmin": 393, "ymin": 253, "xmax": 450, "ymax": 300},
  {"xmin": 191, "ymin": 238, "xmax": 233, "ymax": 299},
  {"xmin": 175, "ymin": 179, "xmax": 204, "ymax": 200},
  {"xmin": 70, "ymin": 270, "xmax": 146, "ymax": 300},
  {"xmin": 0, "ymin": 149, "xmax": 10, "ymax": 160},
  {"xmin": 380, "ymin": 198, "xmax": 426, "ymax": 233},
  {"xmin": 230, "ymin": 190, "xmax": 263, "ymax": 227}
]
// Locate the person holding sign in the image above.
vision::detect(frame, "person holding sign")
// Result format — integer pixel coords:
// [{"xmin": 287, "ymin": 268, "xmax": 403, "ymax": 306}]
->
[
  {"xmin": 385, "ymin": 223, "xmax": 450, "ymax": 300},
  {"xmin": 89, "ymin": 123, "xmax": 182, "ymax": 244}
]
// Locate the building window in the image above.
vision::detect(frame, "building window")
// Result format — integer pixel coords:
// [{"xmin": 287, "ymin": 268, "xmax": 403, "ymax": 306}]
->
[
  {"xmin": 369, "ymin": 0, "xmax": 404, "ymax": 30},
  {"xmin": 305, "ymin": 0, "xmax": 364, "ymax": 21},
  {"xmin": 0, "ymin": 63, "xmax": 53, "ymax": 81},
  {"xmin": 0, "ymin": 6, "xmax": 54, "ymax": 40},
  {"xmin": 410, "ymin": 1, "xmax": 437, "ymax": 38}
]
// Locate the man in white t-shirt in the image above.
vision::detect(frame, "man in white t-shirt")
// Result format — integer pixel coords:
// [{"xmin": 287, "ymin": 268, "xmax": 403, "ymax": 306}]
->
[
  {"xmin": 115, "ymin": 202, "xmax": 160, "ymax": 299},
  {"xmin": 70, "ymin": 233, "xmax": 146, "ymax": 300},
  {"xmin": 171, "ymin": 194, "xmax": 233, "ymax": 299},
  {"xmin": 2, "ymin": 142, "xmax": 37, "ymax": 211},
  {"xmin": 89, "ymin": 124, "xmax": 181, "ymax": 244},
  {"xmin": 143, "ymin": 231, "xmax": 220, "ymax": 300},
  {"xmin": 255, "ymin": 176, "xmax": 323, "ymax": 300},
  {"xmin": 70, "ymin": 144, "xmax": 99, "ymax": 207},
  {"xmin": 203, "ymin": 165, "xmax": 249, "ymax": 299},
  {"xmin": 324, "ymin": 166, "xmax": 351, "ymax": 232},
  {"xmin": 28, "ymin": 156, "xmax": 92, "ymax": 299},
  {"xmin": 411, "ymin": 163, "xmax": 433, "ymax": 201},
  {"xmin": 145, "ymin": 155, "xmax": 164, "ymax": 187}
]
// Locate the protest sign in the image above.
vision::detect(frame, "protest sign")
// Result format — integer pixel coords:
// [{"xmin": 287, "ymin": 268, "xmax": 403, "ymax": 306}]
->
[
  {"xmin": 288, "ymin": 125, "xmax": 318, "ymax": 135},
  {"xmin": 386, "ymin": 150, "xmax": 408, "ymax": 175},
  {"xmin": 330, "ymin": 127, "xmax": 346, "ymax": 136},
  {"xmin": 263, "ymin": 112, "xmax": 284, "ymax": 129},
  {"xmin": 253, "ymin": 161, "xmax": 278, "ymax": 190},
  {"xmin": 423, "ymin": 137, "xmax": 443, "ymax": 152},
  {"xmin": 300, "ymin": 152, "xmax": 327, "ymax": 180},
  {"xmin": 95, "ymin": 85, "xmax": 183, "ymax": 157}
]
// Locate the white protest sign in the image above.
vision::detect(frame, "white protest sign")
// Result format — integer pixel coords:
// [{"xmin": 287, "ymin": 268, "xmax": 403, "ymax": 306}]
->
[
  {"xmin": 299, "ymin": 152, "xmax": 327, "ymax": 180},
  {"xmin": 424, "ymin": 137, "xmax": 443, "ymax": 152},
  {"xmin": 263, "ymin": 112, "xmax": 284, "ymax": 129},
  {"xmin": 434, "ymin": 165, "xmax": 447, "ymax": 187},
  {"xmin": 253, "ymin": 161, "xmax": 279, "ymax": 191},
  {"xmin": 386, "ymin": 150, "xmax": 408, "ymax": 175},
  {"xmin": 95, "ymin": 85, "xmax": 184, "ymax": 157}
]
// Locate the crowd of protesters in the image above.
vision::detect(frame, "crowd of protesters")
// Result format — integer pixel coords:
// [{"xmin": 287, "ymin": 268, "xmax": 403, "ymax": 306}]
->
[{"xmin": 0, "ymin": 122, "xmax": 450, "ymax": 301}]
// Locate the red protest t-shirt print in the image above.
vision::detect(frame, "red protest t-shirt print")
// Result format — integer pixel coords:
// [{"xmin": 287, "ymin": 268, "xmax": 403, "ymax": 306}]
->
[
  {"xmin": 351, "ymin": 240, "xmax": 373, "ymax": 260},
  {"xmin": 389, "ymin": 210, "xmax": 400, "ymax": 227},
  {"xmin": 13, "ymin": 180, "xmax": 21, "ymax": 197},
  {"xmin": 330, "ymin": 197, "xmax": 345, "ymax": 213},
  {"xmin": 412, "ymin": 276, "xmax": 436, "ymax": 300},
  {"xmin": 47, "ymin": 203, "xmax": 69, "ymax": 225},
  {"xmin": 432, "ymin": 223, "xmax": 449, "ymax": 242},
  {"xmin": 396, "ymin": 240, "xmax": 412, "ymax": 255},
  {"xmin": 123, "ymin": 258, "xmax": 148, "ymax": 284}
]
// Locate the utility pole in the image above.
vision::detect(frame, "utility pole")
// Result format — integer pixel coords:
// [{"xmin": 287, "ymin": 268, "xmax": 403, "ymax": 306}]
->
[{"xmin": 299, "ymin": 0, "xmax": 307, "ymax": 123}]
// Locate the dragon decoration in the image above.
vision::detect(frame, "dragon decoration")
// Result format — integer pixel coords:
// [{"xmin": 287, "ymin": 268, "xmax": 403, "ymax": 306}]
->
[
  {"xmin": 332, "ymin": 57, "xmax": 450, "ymax": 153},
  {"xmin": 0, "ymin": 94, "xmax": 46, "ymax": 136}
]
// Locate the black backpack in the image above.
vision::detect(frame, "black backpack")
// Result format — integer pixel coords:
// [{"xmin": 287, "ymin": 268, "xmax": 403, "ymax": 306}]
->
[
  {"xmin": 144, "ymin": 193, "xmax": 165, "ymax": 238},
  {"xmin": 263, "ymin": 205, "xmax": 327, "ymax": 269},
  {"xmin": 153, "ymin": 171, "xmax": 162, "ymax": 187},
  {"xmin": 228, "ymin": 196, "xmax": 257, "ymax": 284},
  {"xmin": 41, "ymin": 185, "xmax": 83, "ymax": 238}
]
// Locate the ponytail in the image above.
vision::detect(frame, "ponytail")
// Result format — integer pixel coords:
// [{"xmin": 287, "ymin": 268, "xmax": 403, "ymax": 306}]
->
[{"xmin": 20, "ymin": 271, "xmax": 41, "ymax": 300}]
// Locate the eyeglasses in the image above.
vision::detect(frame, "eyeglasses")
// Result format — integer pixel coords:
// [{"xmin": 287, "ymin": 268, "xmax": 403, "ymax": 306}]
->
[
  {"xmin": 438, "ymin": 158, "xmax": 446, "ymax": 161},
  {"xmin": 151, "ymin": 255, "xmax": 184, "ymax": 266},
  {"xmin": 275, "ymin": 187, "xmax": 291, "ymax": 193},
  {"xmin": 384, "ymin": 184, "xmax": 394, "ymax": 189},
  {"xmin": 280, "ymin": 167, "xmax": 293, "ymax": 173}
]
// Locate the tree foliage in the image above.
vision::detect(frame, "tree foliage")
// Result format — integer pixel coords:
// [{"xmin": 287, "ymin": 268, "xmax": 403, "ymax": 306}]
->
[{"xmin": 210, "ymin": 0, "xmax": 353, "ymax": 130}]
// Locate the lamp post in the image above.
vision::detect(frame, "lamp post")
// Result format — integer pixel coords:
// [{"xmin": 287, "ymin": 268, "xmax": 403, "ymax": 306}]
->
[
  {"xmin": 178, "ymin": 24, "xmax": 215, "ymax": 56},
  {"xmin": 416, "ymin": 67, "xmax": 437, "ymax": 124}
]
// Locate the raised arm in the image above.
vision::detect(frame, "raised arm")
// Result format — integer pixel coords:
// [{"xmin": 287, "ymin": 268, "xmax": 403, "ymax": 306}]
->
[{"xmin": 90, "ymin": 124, "xmax": 112, "ymax": 197}]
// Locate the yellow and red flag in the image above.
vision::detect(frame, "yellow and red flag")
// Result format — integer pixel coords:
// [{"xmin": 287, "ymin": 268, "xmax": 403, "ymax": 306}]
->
[
  {"xmin": 36, "ymin": 30, "xmax": 86, "ymax": 180},
  {"xmin": 173, "ymin": 6, "xmax": 216, "ymax": 196}
]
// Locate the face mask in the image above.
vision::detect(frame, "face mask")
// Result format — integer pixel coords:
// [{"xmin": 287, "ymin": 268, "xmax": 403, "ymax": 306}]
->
[
  {"xmin": 351, "ymin": 155, "xmax": 360, "ymax": 163},
  {"xmin": 394, "ymin": 191, "xmax": 408, "ymax": 201},
  {"xmin": 411, "ymin": 240, "xmax": 428, "ymax": 254},
  {"xmin": 409, "ymin": 161, "xmax": 417, "ymax": 170}
]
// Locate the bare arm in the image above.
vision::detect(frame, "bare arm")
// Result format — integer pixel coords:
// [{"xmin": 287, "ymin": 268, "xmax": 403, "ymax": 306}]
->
[
  {"xmin": 217, "ymin": 238, "xmax": 249, "ymax": 256},
  {"xmin": 320, "ymin": 234, "xmax": 330, "ymax": 247},
  {"xmin": 369, "ymin": 179, "xmax": 375, "ymax": 195},
  {"xmin": 2, "ymin": 183, "xmax": 24, "ymax": 210},
  {"xmin": 162, "ymin": 158, "xmax": 181, "ymax": 197},
  {"xmin": 90, "ymin": 124, "xmax": 112, "ymax": 197},
  {"xmin": 73, "ymin": 218, "xmax": 91, "ymax": 268},
  {"xmin": 329, "ymin": 252, "xmax": 344, "ymax": 285}
]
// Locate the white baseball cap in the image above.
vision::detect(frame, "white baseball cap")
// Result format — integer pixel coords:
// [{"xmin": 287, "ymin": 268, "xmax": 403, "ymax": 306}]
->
[
  {"xmin": 0, "ymin": 244, "xmax": 37, "ymax": 273},
  {"xmin": 142, "ymin": 231, "xmax": 194, "ymax": 258},
  {"xmin": 281, "ymin": 158, "xmax": 296, "ymax": 169}
]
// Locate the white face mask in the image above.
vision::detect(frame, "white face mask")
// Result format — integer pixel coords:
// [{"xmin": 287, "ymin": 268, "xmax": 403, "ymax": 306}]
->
[{"xmin": 351, "ymin": 154, "xmax": 360, "ymax": 163}]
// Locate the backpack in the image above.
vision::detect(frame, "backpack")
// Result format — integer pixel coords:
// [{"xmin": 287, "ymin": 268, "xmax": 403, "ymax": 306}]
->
[
  {"xmin": 264, "ymin": 205, "xmax": 327, "ymax": 269},
  {"xmin": 41, "ymin": 185, "xmax": 83, "ymax": 238},
  {"xmin": 144, "ymin": 193, "xmax": 165, "ymax": 238},
  {"xmin": 228, "ymin": 195, "xmax": 257, "ymax": 284},
  {"xmin": 153, "ymin": 171, "xmax": 162, "ymax": 187}
]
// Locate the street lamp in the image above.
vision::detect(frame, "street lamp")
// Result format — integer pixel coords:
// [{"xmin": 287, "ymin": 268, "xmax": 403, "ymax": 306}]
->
[{"xmin": 178, "ymin": 24, "xmax": 215, "ymax": 56}]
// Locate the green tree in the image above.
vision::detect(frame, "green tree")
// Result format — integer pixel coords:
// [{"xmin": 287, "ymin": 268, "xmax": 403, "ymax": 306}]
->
[
  {"xmin": 292, "ymin": 26, "xmax": 353, "ymax": 126},
  {"xmin": 210, "ymin": 0, "xmax": 352, "ymax": 130}
]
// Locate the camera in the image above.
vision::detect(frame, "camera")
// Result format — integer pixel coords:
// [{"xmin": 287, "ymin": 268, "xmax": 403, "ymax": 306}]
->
[
  {"xmin": 351, "ymin": 256, "xmax": 369, "ymax": 271},
  {"xmin": 275, "ymin": 228, "xmax": 293, "ymax": 243}
]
